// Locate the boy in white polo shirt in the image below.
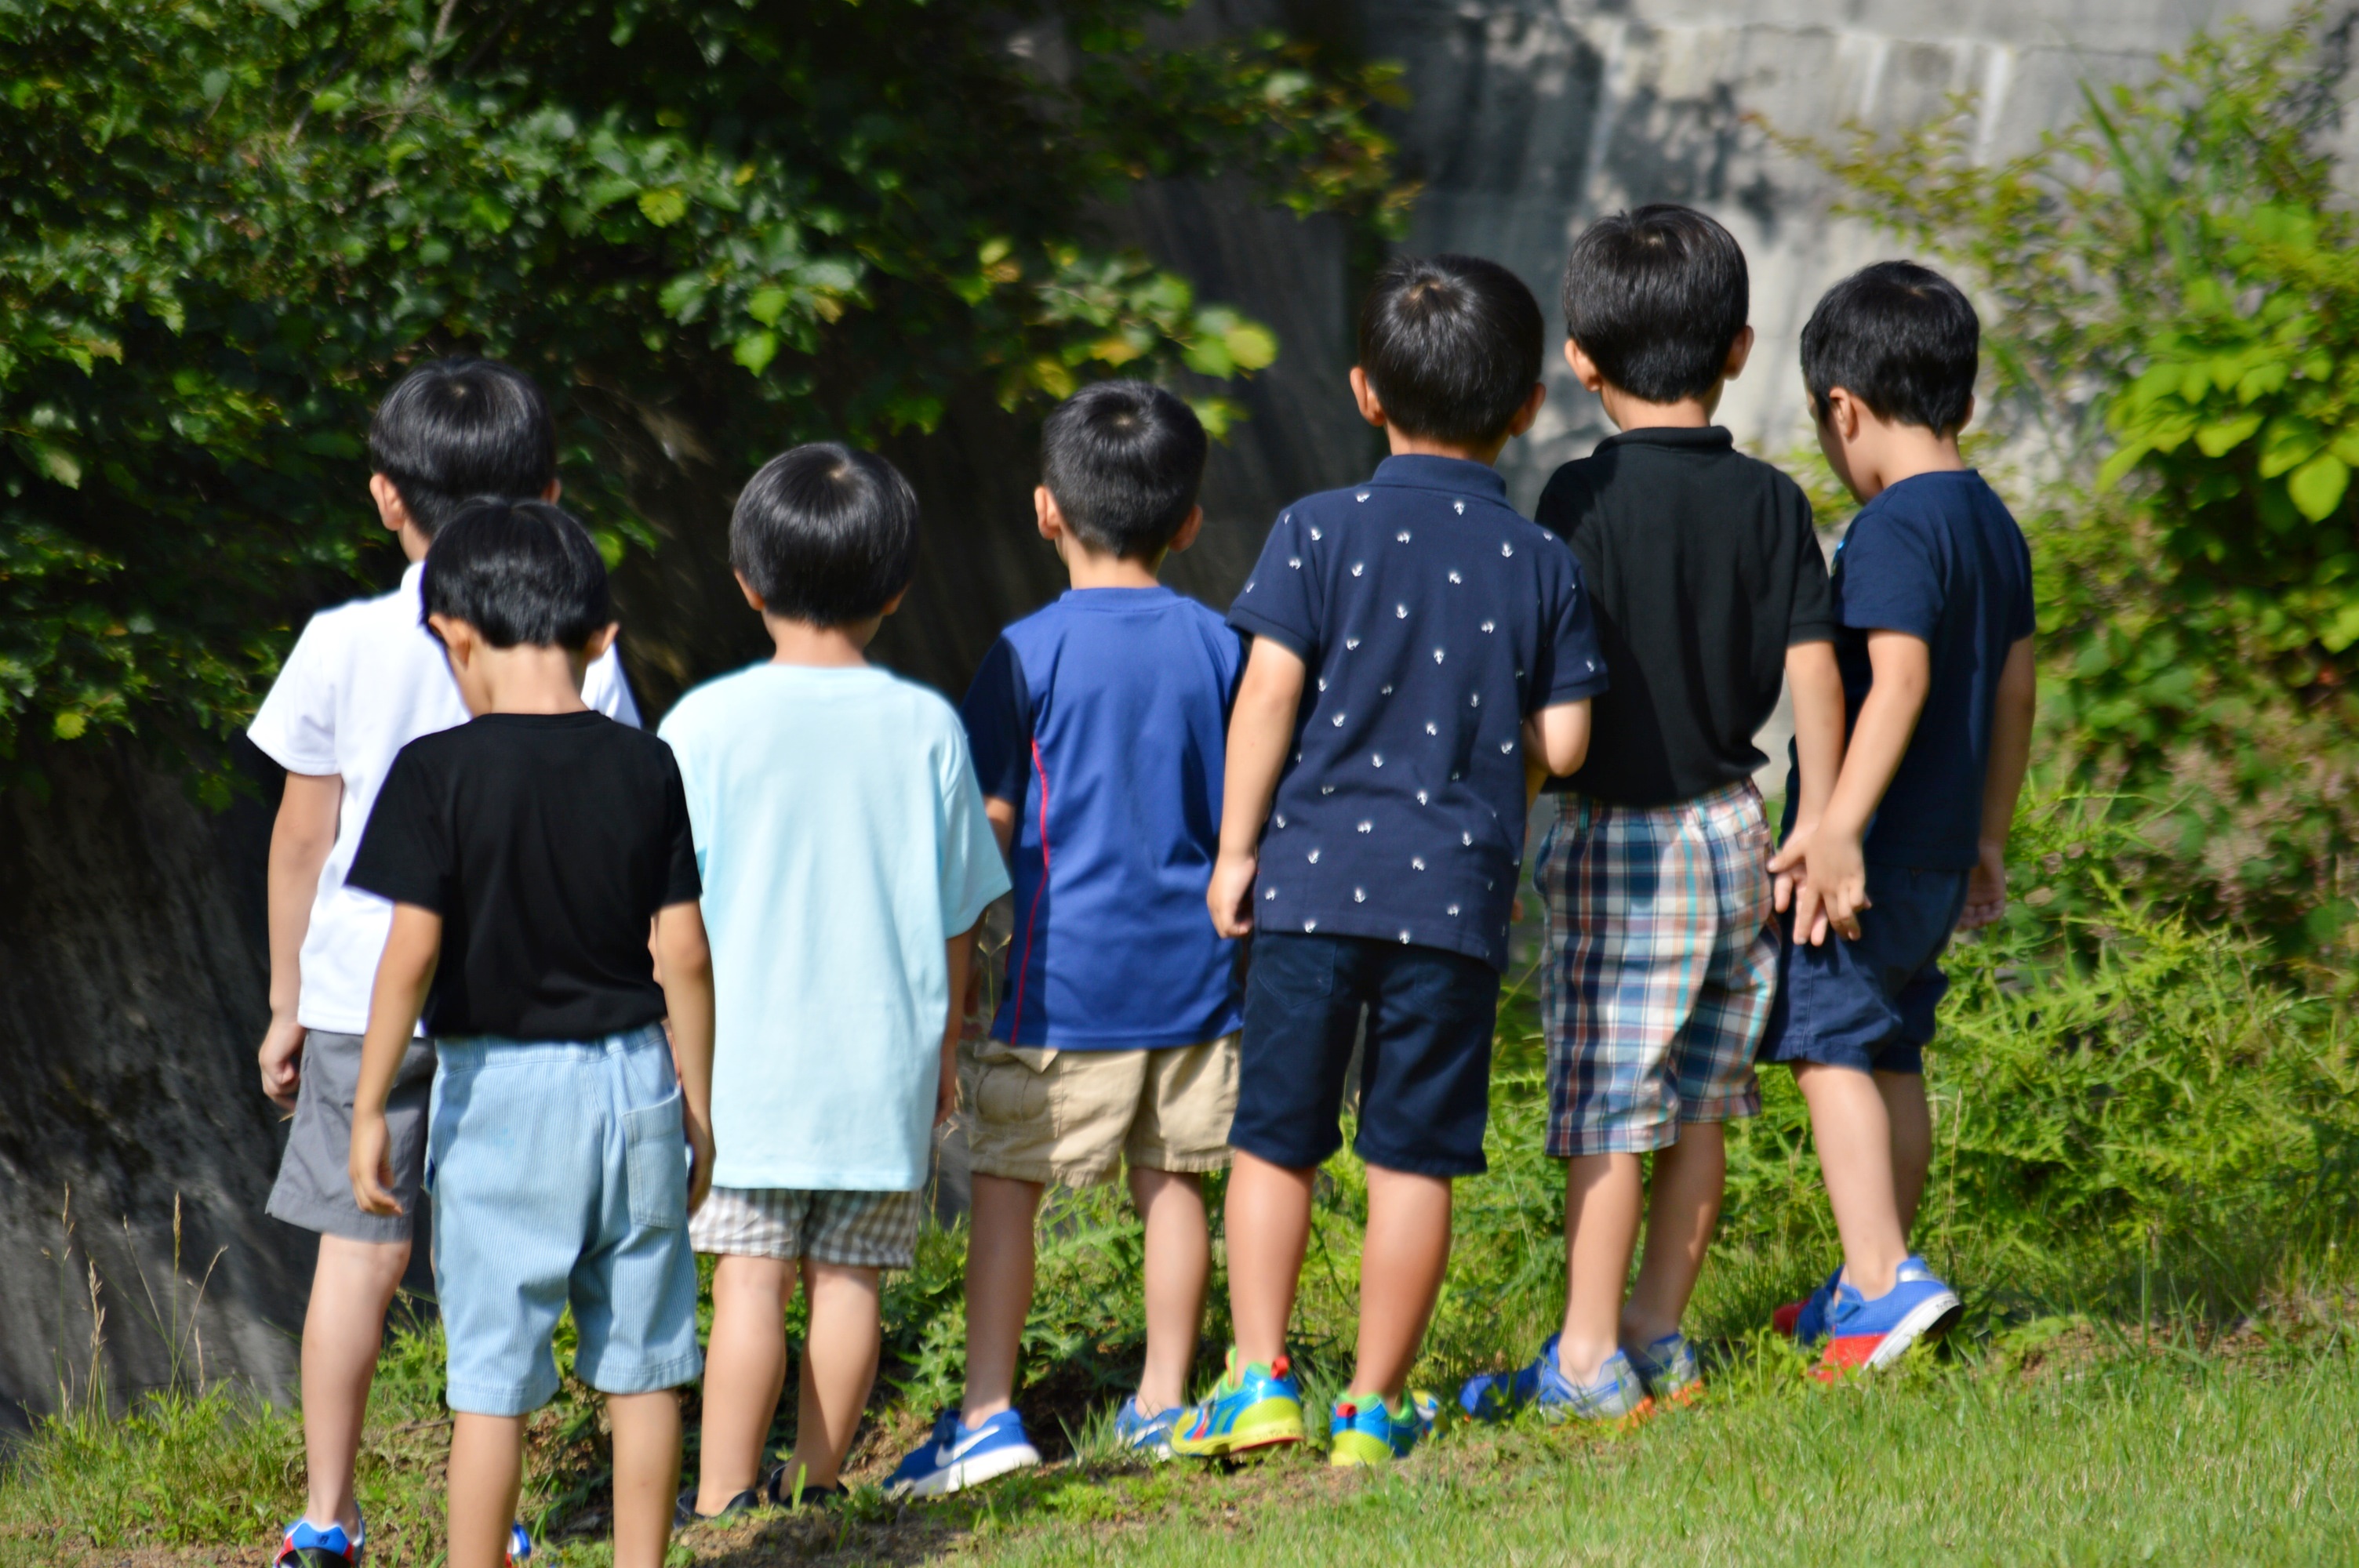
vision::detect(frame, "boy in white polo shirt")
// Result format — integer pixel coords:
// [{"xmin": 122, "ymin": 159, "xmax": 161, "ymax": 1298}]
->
[{"xmin": 247, "ymin": 358, "xmax": 637, "ymax": 1567}]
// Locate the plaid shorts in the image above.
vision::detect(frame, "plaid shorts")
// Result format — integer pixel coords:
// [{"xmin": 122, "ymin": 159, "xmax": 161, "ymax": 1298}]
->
[
  {"xmin": 1537, "ymin": 780, "xmax": 1777, "ymax": 1157},
  {"xmin": 688, "ymin": 1186, "xmax": 924, "ymax": 1270}
]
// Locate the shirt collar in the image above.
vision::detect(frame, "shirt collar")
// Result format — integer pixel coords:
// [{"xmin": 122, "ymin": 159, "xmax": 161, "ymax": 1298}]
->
[
  {"xmin": 1594, "ymin": 425, "xmax": 1735, "ymax": 453},
  {"xmin": 1369, "ymin": 453, "xmax": 1510, "ymax": 499}
]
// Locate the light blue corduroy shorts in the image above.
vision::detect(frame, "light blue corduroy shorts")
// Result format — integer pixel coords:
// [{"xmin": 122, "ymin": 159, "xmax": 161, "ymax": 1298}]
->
[{"xmin": 427, "ymin": 1025, "xmax": 703, "ymax": 1416}]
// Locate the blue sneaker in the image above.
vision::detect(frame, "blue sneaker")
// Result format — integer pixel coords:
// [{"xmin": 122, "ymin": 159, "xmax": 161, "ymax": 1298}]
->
[
  {"xmin": 1168, "ymin": 1350, "xmax": 1307, "ymax": 1458},
  {"xmin": 1328, "ymin": 1388, "xmax": 1439, "ymax": 1468},
  {"xmin": 1817, "ymin": 1256, "xmax": 1962, "ymax": 1376},
  {"xmin": 1113, "ymin": 1396, "xmax": 1181, "ymax": 1460},
  {"xmin": 274, "ymin": 1517, "xmax": 360, "ymax": 1567},
  {"xmin": 886, "ymin": 1408, "xmax": 1041, "ymax": 1497},
  {"xmin": 506, "ymin": 1522, "xmax": 533, "ymax": 1563},
  {"xmin": 1623, "ymin": 1330, "xmax": 1703, "ymax": 1406},
  {"xmin": 1774, "ymin": 1265, "xmax": 1843, "ymax": 1345},
  {"xmin": 1457, "ymin": 1335, "xmax": 1654, "ymax": 1425}
]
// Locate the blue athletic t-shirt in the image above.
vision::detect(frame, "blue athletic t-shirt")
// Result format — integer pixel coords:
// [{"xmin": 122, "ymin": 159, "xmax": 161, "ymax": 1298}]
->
[
  {"xmin": 960, "ymin": 586, "xmax": 1247, "ymax": 1050},
  {"xmin": 1229, "ymin": 454, "xmax": 1608, "ymax": 970},
  {"xmin": 1823, "ymin": 470, "xmax": 2035, "ymax": 869}
]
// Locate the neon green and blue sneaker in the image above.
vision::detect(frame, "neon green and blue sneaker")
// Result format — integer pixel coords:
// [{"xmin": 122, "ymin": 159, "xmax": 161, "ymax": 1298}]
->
[
  {"xmin": 1327, "ymin": 1388, "xmax": 1439, "ymax": 1468},
  {"xmin": 1167, "ymin": 1350, "xmax": 1306, "ymax": 1459}
]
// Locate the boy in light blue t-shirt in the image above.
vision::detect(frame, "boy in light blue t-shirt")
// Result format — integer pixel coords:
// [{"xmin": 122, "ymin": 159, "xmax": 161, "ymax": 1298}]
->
[{"xmin": 660, "ymin": 444, "xmax": 1008, "ymax": 1516}]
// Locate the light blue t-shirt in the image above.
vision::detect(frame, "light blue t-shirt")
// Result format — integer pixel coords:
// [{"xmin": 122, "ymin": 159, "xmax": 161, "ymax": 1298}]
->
[{"xmin": 660, "ymin": 662, "xmax": 1010, "ymax": 1192}]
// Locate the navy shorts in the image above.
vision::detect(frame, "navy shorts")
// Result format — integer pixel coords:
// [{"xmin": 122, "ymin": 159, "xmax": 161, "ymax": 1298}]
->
[
  {"xmin": 1762, "ymin": 863, "xmax": 1971, "ymax": 1076},
  {"xmin": 1230, "ymin": 931, "xmax": 1497, "ymax": 1178}
]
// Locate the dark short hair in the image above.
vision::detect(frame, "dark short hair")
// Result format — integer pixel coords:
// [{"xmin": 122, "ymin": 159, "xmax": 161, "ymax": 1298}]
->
[
  {"xmin": 1800, "ymin": 261, "xmax": 1980, "ymax": 434},
  {"xmin": 1039, "ymin": 380, "xmax": 1208, "ymax": 558},
  {"xmin": 420, "ymin": 499, "xmax": 611, "ymax": 650},
  {"xmin": 369, "ymin": 358, "xmax": 558, "ymax": 538},
  {"xmin": 1358, "ymin": 254, "xmax": 1543, "ymax": 445},
  {"xmin": 1561, "ymin": 204, "xmax": 1750, "ymax": 404},
  {"xmin": 730, "ymin": 444, "xmax": 919, "ymax": 626}
]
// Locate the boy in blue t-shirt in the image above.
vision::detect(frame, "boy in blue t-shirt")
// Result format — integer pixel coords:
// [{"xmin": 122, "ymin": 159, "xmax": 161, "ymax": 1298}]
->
[
  {"xmin": 886, "ymin": 382, "xmax": 1244, "ymax": 1495},
  {"xmin": 1765, "ymin": 261, "xmax": 2037, "ymax": 1374},
  {"xmin": 1174, "ymin": 256, "xmax": 1606, "ymax": 1468}
]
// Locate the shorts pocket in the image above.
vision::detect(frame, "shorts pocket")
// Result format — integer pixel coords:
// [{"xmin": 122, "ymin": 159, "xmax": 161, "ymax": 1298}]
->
[
  {"xmin": 623, "ymin": 1087, "xmax": 688, "ymax": 1230},
  {"xmin": 972, "ymin": 1055, "xmax": 1048, "ymax": 1127}
]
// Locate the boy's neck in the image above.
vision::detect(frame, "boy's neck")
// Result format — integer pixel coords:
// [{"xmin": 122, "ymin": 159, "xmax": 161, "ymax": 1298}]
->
[
  {"xmin": 765, "ymin": 613, "xmax": 881, "ymax": 668},
  {"xmin": 1598, "ymin": 382, "xmax": 1721, "ymax": 434},
  {"xmin": 1841, "ymin": 423, "xmax": 1968, "ymax": 502},
  {"xmin": 465, "ymin": 647, "xmax": 594, "ymax": 716},
  {"xmin": 1057, "ymin": 535, "xmax": 1165, "ymax": 591},
  {"xmin": 1383, "ymin": 425, "xmax": 1510, "ymax": 467}
]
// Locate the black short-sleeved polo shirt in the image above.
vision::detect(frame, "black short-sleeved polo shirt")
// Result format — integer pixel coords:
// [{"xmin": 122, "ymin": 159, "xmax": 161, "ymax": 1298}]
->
[
  {"xmin": 1230, "ymin": 454, "xmax": 1608, "ymax": 970},
  {"xmin": 1533, "ymin": 425, "xmax": 1835, "ymax": 807}
]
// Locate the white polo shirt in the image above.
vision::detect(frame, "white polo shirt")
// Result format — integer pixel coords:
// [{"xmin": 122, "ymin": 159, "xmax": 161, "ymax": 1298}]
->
[{"xmin": 247, "ymin": 561, "xmax": 641, "ymax": 1035}]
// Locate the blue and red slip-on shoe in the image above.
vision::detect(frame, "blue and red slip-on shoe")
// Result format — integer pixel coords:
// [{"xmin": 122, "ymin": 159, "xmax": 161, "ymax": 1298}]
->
[
  {"xmin": 1328, "ymin": 1388, "xmax": 1439, "ymax": 1468},
  {"xmin": 1457, "ymin": 1334, "xmax": 1654, "ymax": 1426},
  {"xmin": 1816, "ymin": 1255, "xmax": 1963, "ymax": 1377},
  {"xmin": 505, "ymin": 1521, "xmax": 533, "ymax": 1563},
  {"xmin": 274, "ymin": 1517, "xmax": 360, "ymax": 1567},
  {"xmin": 885, "ymin": 1407, "xmax": 1041, "ymax": 1497},
  {"xmin": 1168, "ymin": 1349, "xmax": 1307, "ymax": 1459},
  {"xmin": 1623, "ymin": 1330, "xmax": 1703, "ymax": 1406},
  {"xmin": 1773, "ymin": 1265, "xmax": 1844, "ymax": 1344}
]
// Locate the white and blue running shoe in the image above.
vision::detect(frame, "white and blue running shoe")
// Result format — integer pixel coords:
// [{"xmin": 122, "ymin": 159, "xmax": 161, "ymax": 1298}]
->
[
  {"xmin": 1113, "ymin": 1396, "xmax": 1181, "ymax": 1460},
  {"xmin": 1457, "ymin": 1334, "xmax": 1654, "ymax": 1425},
  {"xmin": 886, "ymin": 1408, "xmax": 1041, "ymax": 1497}
]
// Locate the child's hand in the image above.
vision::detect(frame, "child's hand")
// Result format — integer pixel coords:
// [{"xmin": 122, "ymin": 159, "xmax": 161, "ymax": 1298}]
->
[
  {"xmin": 1958, "ymin": 838, "xmax": 2008, "ymax": 930},
  {"xmin": 682, "ymin": 1102, "xmax": 715, "ymax": 1216},
  {"xmin": 347, "ymin": 1110, "xmax": 402, "ymax": 1217},
  {"xmin": 1768, "ymin": 819, "xmax": 1831, "ymax": 946},
  {"xmin": 1207, "ymin": 848, "xmax": 1259, "ymax": 939},
  {"xmin": 934, "ymin": 1056, "xmax": 960, "ymax": 1128},
  {"xmin": 1807, "ymin": 829, "xmax": 1870, "ymax": 943},
  {"xmin": 257, "ymin": 1017, "xmax": 306, "ymax": 1111}
]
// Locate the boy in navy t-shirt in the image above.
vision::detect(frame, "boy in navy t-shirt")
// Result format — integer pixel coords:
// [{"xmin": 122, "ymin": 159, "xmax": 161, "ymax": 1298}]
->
[
  {"xmin": 1173, "ymin": 256, "xmax": 1605, "ymax": 1468},
  {"xmin": 887, "ymin": 383, "xmax": 1244, "ymax": 1495},
  {"xmin": 1764, "ymin": 261, "xmax": 2037, "ymax": 1374}
]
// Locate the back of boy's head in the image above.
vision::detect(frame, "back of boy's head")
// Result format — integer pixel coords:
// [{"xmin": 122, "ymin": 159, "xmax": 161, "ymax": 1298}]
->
[
  {"xmin": 1039, "ymin": 380, "xmax": 1208, "ymax": 558},
  {"xmin": 1800, "ymin": 261, "xmax": 1979, "ymax": 435},
  {"xmin": 1561, "ymin": 204, "xmax": 1749, "ymax": 404},
  {"xmin": 421, "ymin": 499, "xmax": 610, "ymax": 650},
  {"xmin": 369, "ymin": 358, "xmax": 558, "ymax": 538},
  {"xmin": 730, "ymin": 443, "xmax": 918, "ymax": 626},
  {"xmin": 1358, "ymin": 254, "xmax": 1543, "ymax": 445}
]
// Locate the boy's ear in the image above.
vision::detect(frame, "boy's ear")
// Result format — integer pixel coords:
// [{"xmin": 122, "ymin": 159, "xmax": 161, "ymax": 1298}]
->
[
  {"xmin": 1721, "ymin": 325, "xmax": 1756, "ymax": 383},
  {"xmin": 1954, "ymin": 392, "xmax": 1976, "ymax": 437},
  {"xmin": 1563, "ymin": 339, "xmax": 1608, "ymax": 394},
  {"xmin": 582, "ymin": 622, "xmax": 619, "ymax": 662},
  {"xmin": 733, "ymin": 571, "xmax": 768, "ymax": 615},
  {"xmin": 542, "ymin": 478, "xmax": 563, "ymax": 504},
  {"xmin": 370, "ymin": 473, "xmax": 413, "ymax": 534},
  {"xmin": 1347, "ymin": 365, "xmax": 1387, "ymax": 430},
  {"xmin": 1034, "ymin": 485, "xmax": 1065, "ymax": 543},
  {"xmin": 879, "ymin": 585, "xmax": 911, "ymax": 619},
  {"xmin": 425, "ymin": 612, "xmax": 472, "ymax": 659},
  {"xmin": 1168, "ymin": 504, "xmax": 1205, "ymax": 555},
  {"xmin": 1504, "ymin": 381, "xmax": 1548, "ymax": 439}
]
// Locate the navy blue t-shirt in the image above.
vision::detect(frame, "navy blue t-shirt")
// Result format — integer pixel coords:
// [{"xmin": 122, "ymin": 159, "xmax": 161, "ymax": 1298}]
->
[
  {"xmin": 961, "ymin": 587, "xmax": 1246, "ymax": 1049},
  {"xmin": 1230, "ymin": 455, "xmax": 1608, "ymax": 970},
  {"xmin": 1818, "ymin": 470, "xmax": 2035, "ymax": 869}
]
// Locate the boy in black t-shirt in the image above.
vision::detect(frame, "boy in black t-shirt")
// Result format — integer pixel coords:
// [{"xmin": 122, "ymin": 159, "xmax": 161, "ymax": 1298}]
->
[
  {"xmin": 1462, "ymin": 206, "xmax": 1847, "ymax": 1425},
  {"xmin": 345, "ymin": 500, "xmax": 714, "ymax": 1568}
]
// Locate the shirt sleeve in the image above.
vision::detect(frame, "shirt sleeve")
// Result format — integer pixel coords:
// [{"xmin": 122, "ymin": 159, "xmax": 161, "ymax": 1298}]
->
[
  {"xmin": 958, "ymin": 637, "xmax": 1032, "ymax": 806},
  {"xmin": 586, "ymin": 644, "xmax": 642, "ymax": 728},
  {"xmin": 1226, "ymin": 507, "xmax": 1321, "ymax": 661},
  {"xmin": 656, "ymin": 746, "xmax": 703, "ymax": 907},
  {"xmin": 2006, "ymin": 526, "xmax": 2037, "ymax": 642},
  {"xmin": 1786, "ymin": 490, "xmax": 1837, "ymax": 644},
  {"xmin": 1534, "ymin": 543, "xmax": 1611, "ymax": 709},
  {"xmin": 1834, "ymin": 510, "xmax": 1943, "ymax": 641},
  {"xmin": 247, "ymin": 615, "xmax": 340, "ymax": 775},
  {"xmin": 345, "ymin": 743, "xmax": 452, "ymax": 912},
  {"xmin": 937, "ymin": 720, "xmax": 1014, "ymax": 937}
]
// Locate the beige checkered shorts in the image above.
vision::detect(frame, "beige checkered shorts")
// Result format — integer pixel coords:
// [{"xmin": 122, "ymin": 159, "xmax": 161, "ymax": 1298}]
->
[{"xmin": 688, "ymin": 1186, "xmax": 924, "ymax": 1269}]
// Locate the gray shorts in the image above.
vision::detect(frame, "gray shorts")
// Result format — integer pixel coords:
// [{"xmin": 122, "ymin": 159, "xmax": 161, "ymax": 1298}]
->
[{"xmin": 266, "ymin": 1029, "xmax": 436, "ymax": 1243}]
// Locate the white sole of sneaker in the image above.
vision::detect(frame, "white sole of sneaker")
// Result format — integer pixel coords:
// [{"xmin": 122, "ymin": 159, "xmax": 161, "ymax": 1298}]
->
[
  {"xmin": 1864, "ymin": 1290, "xmax": 1964, "ymax": 1370},
  {"xmin": 895, "ymin": 1442, "xmax": 1042, "ymax": 1498}
]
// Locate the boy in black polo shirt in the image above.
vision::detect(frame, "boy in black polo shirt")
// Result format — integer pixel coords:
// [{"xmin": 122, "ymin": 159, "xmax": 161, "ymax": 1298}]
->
[
  {"xmin": 1174, "ymin": 254, "xmax": 1605, "ymax": 1468},
  {"xmin": 1460, "ymin": 205, "xmax": 1847, "ymax": 1426}
]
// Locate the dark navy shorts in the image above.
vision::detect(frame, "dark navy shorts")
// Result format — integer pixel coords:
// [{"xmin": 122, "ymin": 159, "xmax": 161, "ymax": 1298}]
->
[
  {"xmin": 1761, "ymin": 863, "xmax": 1971, "ymax": 1076},
  {"xmin": 1230, "ymin": 932, "xmax": 1497, "ymax": 1178}
]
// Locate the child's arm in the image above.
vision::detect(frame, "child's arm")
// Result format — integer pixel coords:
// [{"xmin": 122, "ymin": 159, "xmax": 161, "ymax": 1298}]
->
[
  {"xmin": 1527, "ymin": 699, "xmax": 1593, "ymax": 779},
  {"xmin": 1769, "ymin": 641, "xmax": 1845, "ymax": 942},
  {"xmin": 654, "ymin": 900, "xmax": 717, "ymax": 1214},
  {"xmin": 347, "ymin": 904, "xmax": 440, "ymax": 1216},
  {"xmin": 1787, "ymin": 630, "xmax": 1929, "ymax": 943},
  {"xmin": 939, "ymin": 921, "xmax": 977, "ymax": 1127},
  {"xmin": 1209, "ymin": 637, "xmax": 1307, "ymax": 938},
  {"xmin": 1959, "ymin": 635, "xmax": 2036, "ymax": 929},
  {"xmin": 259, "ymin": 772, "xmax": 341, "ymax": 1108}
]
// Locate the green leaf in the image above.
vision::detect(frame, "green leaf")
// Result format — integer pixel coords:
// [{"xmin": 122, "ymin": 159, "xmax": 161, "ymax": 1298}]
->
[
  {"xmin": 2096, "ymin": 444, "xmax": 2150, "ymax": 491},
  {"xmin": 31, "ymin": 444, "xmax": 82, "ymax": 488},
  {"xmin": 746, "ymin": 288, "xmax": 791, "ymax": 327},
  {"xmin": 2194, "ymin": 413, "xmax": 2263, "ymax": 456},
  {"xmin": 732, "ymin": 331, "xmax": 780, "ymax": 375},
  {"xmin": 2286, "ymin": 453, "xmax": 2350, "ymax": 521},
  {"xmin": 637, "ymin": 187, "xmax": 689, "ymax": 227},
  {"xmin": 1223, "ymin": 321, "xmax": 1278, "ymax": 372},
  {"xmin": 50, "ymin": 711, "xmax": 85, "ymax": 741}
]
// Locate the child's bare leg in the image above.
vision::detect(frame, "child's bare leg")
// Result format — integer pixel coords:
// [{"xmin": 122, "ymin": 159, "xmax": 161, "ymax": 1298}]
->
[
  {"xmin": 1876, "ymin": 1071, "xmax": 1933, "ymax": 1236},
  {"xmin": 1794, "ymin": 1063, "xmax": 1908, "ymax": 1297},
  {"xmin": 1556, "ymin": 1153, "xmax": 1641, "ymax": 1382},
  {"xmin": 1224, "ymin": 1151, "xmax": 1315, "ymax": 1366},
  {"xmin": 1621, "ymin": 1123, "xmax": 1727, "ymax": 1347},
  {"xmin": 445, "ymin": 1413, "xmax": 525, "ymax": 1568},
  {"xmin": 1351, "ymin": 1165, "xmax": 1452, "ymax": 1403},
  {"xmin": 697, "ymin": 1254, "xmax": 792, "ymax": 1510},
  {"xmin": 1129, "ymin": 1167, "xmax": 1209, "ymax": 1413},
  {"xmin": 788, "ymin": 1261, "xmax": 881, "ymax": 1490},
  {"xmin": 961, "ymin": 1174, "xmax": 1045, "ymax": 1424},
  {"xmin": 607, "ymin": 1391, "xmax": 682, "ymax": 1568},
  {"xmin": 297, "ymin": 1235, "xmax": 410, "ymax": 1534}
]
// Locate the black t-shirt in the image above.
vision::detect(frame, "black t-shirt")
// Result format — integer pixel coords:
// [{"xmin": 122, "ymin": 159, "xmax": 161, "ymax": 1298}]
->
[
  {"xmin": 347, "ymin": 711, "xmax": 703, "ymax": 1040},
  {"xmin": 1534, "ymin": 426, "xmax": 1834, "ymax": 806}
]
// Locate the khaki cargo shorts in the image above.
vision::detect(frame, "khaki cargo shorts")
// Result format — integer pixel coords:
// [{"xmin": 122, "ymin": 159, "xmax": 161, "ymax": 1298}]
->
[{"xmin": 961, "ymin": 1034, "xmax": 1238, "ymax": 1186}]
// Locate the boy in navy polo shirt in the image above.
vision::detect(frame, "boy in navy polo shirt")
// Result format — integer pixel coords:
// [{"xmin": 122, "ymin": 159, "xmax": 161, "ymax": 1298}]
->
[
  {"xmin": 1764, "ymin": 261, "xmax": 2036, "ymax": 1374},
  {"xmin": 887, "ymin": 383, "xmax": 1245, "ymax": 1495},
  {"xmin": 1172, "ymin": 256, "xmax": 1605, "ymax": 1468}
]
